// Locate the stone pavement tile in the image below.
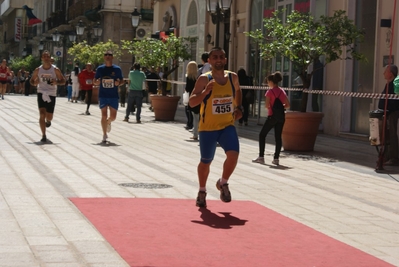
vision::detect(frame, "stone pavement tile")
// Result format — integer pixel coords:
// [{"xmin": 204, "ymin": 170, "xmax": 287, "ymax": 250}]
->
[
  {"xmin": 26, "ymin": 236, "xmax": 68, "ymax": 246},
  {"xmin": 54, "ymin": 220, "xmax": 104, "ymax": 241},
  {"xmin": 45, "ymin": 264, "xmax": 84, "ymax": 267},
  {"xmin": 0, "ymin": 245, "xmax": 31, "ymax": 253},
  {"xmin": 0, "ymin": 232, "xmax": 27, "ymax": 246},
  {"xmin": 32, "ymin": 245, "xmax": 80, "ymax": 263},
  {"xmin": 81, "ymin": 253, "xmax": 129, "ymax": 265},
  {"xmin": 0, "ymin": 253, "xmax": 40, "ymax": 267}
]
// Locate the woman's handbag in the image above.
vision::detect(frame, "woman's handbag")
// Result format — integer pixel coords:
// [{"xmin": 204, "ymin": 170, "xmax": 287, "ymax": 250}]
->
[{"xmin": 183, "ymin": 91, "xmax": 189, "ymax": 106}]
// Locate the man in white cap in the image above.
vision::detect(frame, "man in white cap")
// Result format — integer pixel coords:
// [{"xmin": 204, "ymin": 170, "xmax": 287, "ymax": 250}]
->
[{"xmin": 78, "ymin": 62, "xmax": 95, "ymax": 115}]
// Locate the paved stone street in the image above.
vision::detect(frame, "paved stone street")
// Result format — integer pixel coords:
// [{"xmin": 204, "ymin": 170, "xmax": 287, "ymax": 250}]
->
[{"xmin": 0, "ymin": 94, "xmax": 398, "ymax": 266}]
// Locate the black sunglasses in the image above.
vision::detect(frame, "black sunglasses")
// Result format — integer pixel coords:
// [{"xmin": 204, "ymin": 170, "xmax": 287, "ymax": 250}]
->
[{"xmin": 104, "ymin": 53, "xmax": 113, "ymax": 56}]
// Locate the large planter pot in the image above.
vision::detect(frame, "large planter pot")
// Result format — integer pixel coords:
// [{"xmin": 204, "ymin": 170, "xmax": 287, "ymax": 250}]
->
[
  {"xmin": 282, "ymin": 111, "xmax": 324, "ymax": 151},
  {"xmin": 150, "ymin": 95, "xmax": 181, "ymax": 121}
]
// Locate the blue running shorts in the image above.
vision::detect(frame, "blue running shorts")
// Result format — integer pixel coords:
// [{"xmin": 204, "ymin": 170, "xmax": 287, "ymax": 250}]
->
[
  {"xmin": 99, "ymin": 97, "xmax": 119, "ymax": 110},
  {"xmin": 199, "ymin": 125, "xmax": 239, "ymax": 163}
]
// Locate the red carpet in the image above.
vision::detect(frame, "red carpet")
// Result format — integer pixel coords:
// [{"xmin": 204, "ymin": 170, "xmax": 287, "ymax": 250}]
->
[{"xmin": 70, "ymin": 198, "xmax": 393, "ymax": 267}]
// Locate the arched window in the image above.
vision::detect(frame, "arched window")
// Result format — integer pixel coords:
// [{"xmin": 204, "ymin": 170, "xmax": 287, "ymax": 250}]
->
[{"xmin": 187, "ymin": 1, "xmax": 198, "ymax": 26}]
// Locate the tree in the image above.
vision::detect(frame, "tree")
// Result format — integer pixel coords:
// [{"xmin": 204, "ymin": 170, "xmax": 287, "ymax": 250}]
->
[
  {"xmin": 67, "ymin": 39, "xmax": 121, "ymax": 67},
  {"xmin": 121, "ymin": 34, "xmax": 196, "ymax": 96},
  {"xmin": 8, "ymin": 55, "xmax": 41, "ymax": 73},
  {"xmin": 247, "ymin": 10, "xmax": 366, "ymax": 112}
]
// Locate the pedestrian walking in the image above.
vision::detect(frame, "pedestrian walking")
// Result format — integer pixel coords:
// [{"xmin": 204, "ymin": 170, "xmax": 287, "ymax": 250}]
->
[
  {"xmin": 124, "ymin": 63, "xmax": 146, "ymax": 123},
  {"xmin": 94, "ymin": 50, "xmax": 124, "ymax": 143},
  {"xmin": 71, "ymin": 65, "xmax": 80, "ymax": 103},
  {"xmin": 30, "ymin": 50, "xmax": 66, "ymax": 142},
  {"xmin": 188, "ymin": 47, "xmax": 243, "ymax": 208}
]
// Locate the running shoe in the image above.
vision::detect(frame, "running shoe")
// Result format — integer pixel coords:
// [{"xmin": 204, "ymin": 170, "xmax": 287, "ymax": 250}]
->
[
  {"xmin": 40, "ymin": 135, "xmax": 47, "ymax": 142},
  {"xmin": 252, "ymin": 157, "xmax": 265, "ymax": 164},
  {"xmin": 272, "ymin": 159, "xmax": 280, "ymax": 165},
  {"xmin": 85, "ymin": 110, "xmax": 90, "ymax": 115},
  {"xmin": 102, "ymin": 134, "xmax": 108, "ymax": 143},
  {"xmin": 196, "ymin": 191, "xmax": 207, "ymax": 208},
  {"xmin": 45, "ymin": 121, "xmax": 51, "ymax": 128},
  {"xmin": 123, "ymin": 118, "xmax": 129, "ymax": 122},
  {"xmin": 216, "ymin": 179, "xmax": 231, "ymax": 203},
  {"xmin": 107, "ymin": 121, "xmax": 111, "ymax": 133}
]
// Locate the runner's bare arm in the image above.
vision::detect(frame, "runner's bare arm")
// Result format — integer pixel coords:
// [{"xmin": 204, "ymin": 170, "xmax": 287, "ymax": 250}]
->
[
  {"xmin": 232, "ymin": 73, "xmax": 242, "ymax": 108},
  {"xmin": 189, "ymin": 75, "xmax": 213, "ymax": 107},
  {"xmin": 54, "ymin": 68, "xmax": 66, "ymax": 85},
  {"xmin": 30, "ymin": 68, "xmax": 39, "ymax": 86}
]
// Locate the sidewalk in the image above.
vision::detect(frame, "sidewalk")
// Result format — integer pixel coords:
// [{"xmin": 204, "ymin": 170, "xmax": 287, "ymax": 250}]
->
[{"xmin": 0, "ymin": 94, "xmax": 398, "ymax": 266}]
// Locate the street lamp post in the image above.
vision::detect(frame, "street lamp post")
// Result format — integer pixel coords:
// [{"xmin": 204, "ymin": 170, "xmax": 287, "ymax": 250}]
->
[
  {"xmin": 75, "ymin": 20, "xmax": 102, "ymax": 45},
  {"xmin": 38, "ymin": 41, "xmax": 44, "ymax": 51},
  {"xmin": 206, "ymin": 0, "xmax": 232, "ymax": 47},
  {"xmin": 131, "ymin": 7, "xmax": 141, "ymax": 63}
]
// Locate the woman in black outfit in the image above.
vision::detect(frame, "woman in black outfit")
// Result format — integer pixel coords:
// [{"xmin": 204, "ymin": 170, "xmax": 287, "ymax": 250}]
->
[
  {"xmin": 185, "ymin": 61, "xmax": 200, "ymax": 139},
  {"xmin": 237, "ymin": 69, "xmax": 253, "ymax": 126}
]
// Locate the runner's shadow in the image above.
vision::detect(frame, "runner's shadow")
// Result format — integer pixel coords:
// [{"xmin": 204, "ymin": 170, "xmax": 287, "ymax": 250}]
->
[
  {"xmin": 185, "ymin": 139, "xmax": 199, "ymax": 143},
  {"xmin": 30, "ymin": 140, "xmax": 56, "ymax": 145},
  {"xmin": 93, "ymin": 141, "xmax": 120, "ymax": 147},
  {"xmin": 191, "ymin": 208, "xmax": 248, "ymax": 229},
  {"xmin": 268, "ymin": 164, "xmax": 291, "ymax": 170}
]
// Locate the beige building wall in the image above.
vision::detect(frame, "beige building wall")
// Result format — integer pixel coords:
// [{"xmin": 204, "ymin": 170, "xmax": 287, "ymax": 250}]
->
[{"xmin": 323, "ymin": 0, "xmax": 356, "ymax": 135}]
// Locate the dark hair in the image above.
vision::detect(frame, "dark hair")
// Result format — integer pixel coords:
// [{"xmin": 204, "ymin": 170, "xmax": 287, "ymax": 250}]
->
[
  {"xmin": 74, "ymin": 66, "xmax": 79, "ymax": 76},
  {"xmin": 208, "ymin": 47, "xmax": 225, "ymax": 57},
  {"xmin": 133, "ymin": 63, "xmax": 140, "ymax": 70},
  {"xmin": 387, "ymin": 64, "xmax": 398, "ymax": 77},
  {"xmin": 237, "ymin": 69, "xmax": 249, "ymax": 86},
  {"xmin": 201, "ymin": 52, "xmax": 209, "ymax": 62},
  {"xmin": 267, "ymin": 71, "xmax": 283, "ymax": 85}
]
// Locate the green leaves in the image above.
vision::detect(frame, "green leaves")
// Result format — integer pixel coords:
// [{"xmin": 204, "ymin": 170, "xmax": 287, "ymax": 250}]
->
[
  {"xmin": 67, "ymin": 40, "xmax": 121, "ymax": 67},
  {"xmin": 247, "ymin": 9, "xmax": 366, "ymax": 112},
  {"xmin": 8, "ymin": 55, "xmax": 41, "ymax": 73},
  {"xmin": 247, "ymin": 10, "xmax": 366, "ymax": 76},
  {"xmin": 121, "ymin": 34, "xmax": 197, "ymax": 69}
]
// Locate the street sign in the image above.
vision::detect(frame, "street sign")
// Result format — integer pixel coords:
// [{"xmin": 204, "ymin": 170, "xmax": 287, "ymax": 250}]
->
[{"xmin": 54, "ymin": 47, "xmax": 63, "ymax": 57}]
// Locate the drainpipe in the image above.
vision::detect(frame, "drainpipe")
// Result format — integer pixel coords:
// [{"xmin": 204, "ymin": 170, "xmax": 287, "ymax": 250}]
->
[{"xmin": 229, "ymin": 0, "xmax": 237, "ymax": 71}]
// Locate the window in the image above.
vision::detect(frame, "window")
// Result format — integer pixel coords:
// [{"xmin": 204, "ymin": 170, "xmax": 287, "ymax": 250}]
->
[{"xmin": 187, "ymin": 1, "xmax": 198, "ymax": 26}]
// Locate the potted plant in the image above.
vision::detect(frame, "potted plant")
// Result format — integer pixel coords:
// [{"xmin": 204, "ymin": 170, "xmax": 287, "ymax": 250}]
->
[
  {"xmin": 248, "ymin": 10, "xmax": 366, "ymax": 151},
  {"xmin": 67, "ymin": 40, "xmax": 121, "ymax": 104},
  {"xmin": 121, "ymin": 34, "xmax": 196, "ymax": 121}
]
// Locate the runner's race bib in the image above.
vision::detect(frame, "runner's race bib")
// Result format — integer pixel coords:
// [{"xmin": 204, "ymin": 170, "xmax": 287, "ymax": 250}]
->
[
  {"xmin": 212, "ymin": 97, "xmax": 233, "ymax": 114},
  {"xmin": 102, "ymin": 79, "xmax": 114, "ymax": 88}
]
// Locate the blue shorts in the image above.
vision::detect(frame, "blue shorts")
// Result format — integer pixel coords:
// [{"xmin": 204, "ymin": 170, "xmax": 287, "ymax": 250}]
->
[
  {"xmin": 199, "ymin": 125, "xmax": 239, "ymax": 164},
  {"xmin": 99, "ymin": 97, "xmax": 119, "ymax": 110}
]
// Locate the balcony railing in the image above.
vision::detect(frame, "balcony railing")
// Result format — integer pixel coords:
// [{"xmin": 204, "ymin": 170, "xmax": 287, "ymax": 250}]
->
[
  {"xmin": 68, "ymin": 0, "xmax": 102, "ymax": 22},
  {"xmin": 46, "ymin": 10, "xmax": 68, "ymax": 31}
]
